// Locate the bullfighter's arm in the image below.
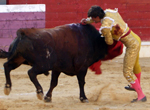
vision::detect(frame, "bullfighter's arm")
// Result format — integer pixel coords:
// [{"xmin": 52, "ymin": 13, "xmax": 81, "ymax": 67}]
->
[
  {"xmin": 101, "ymin": 28, "xmax": 113, "ymax": 45},
  {"xmin": 81, "ymin": 17, "xmax": 94, "ymax": 25},
  {"xmin": 85, "ymin": 17, "xmax": 94, "ymax": 24},
  {"xmin": 100, "ymin": 18, "xmax": 114, "ymax": 45}
]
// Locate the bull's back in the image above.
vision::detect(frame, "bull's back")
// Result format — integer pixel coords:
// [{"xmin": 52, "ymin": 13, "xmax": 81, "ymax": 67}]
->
[
  {"xmin": 45, "ymin": 24, "xmax": 85, "ymax": 70},
  {"xmin": 45, "ymin": 24, "xmax": 107, "ymax": 70},
  {"xmin": 15, "ymin": 27, "xmax": 75, "ymax": 71},
  {"xmin": 13, "ymin": 24, "xmax": 107, "ymax": 73},
  {"xmin": 45, "ymin": 24, "xmax": 79, "ymax": 55}
]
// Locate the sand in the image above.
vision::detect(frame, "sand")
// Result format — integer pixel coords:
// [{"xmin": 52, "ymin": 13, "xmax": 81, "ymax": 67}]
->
[{"xmin": 0, "ymin": 57, "xmax": 150, "ymax": 110}]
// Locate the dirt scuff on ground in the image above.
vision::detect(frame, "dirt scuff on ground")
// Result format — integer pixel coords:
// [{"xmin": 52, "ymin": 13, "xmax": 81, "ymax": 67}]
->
[{"xmin": 0, "ymin": 58, "xmax": 150, "ymax": 110}]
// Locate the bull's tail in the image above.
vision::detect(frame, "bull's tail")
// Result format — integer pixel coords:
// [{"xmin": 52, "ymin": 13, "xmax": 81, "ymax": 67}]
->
[{"xmin": 0, "ymin": 49, "xmax": 9, "ymax": 58}]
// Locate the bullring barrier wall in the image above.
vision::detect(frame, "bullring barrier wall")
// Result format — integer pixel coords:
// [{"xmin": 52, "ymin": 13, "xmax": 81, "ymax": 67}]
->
[
  {"xmin": 0, "ymin": 4, "xmax": 149, "ymax": 57},
  {"xmin": 0, "ymin": 4, "xmax": 45, "ymax": 51}
]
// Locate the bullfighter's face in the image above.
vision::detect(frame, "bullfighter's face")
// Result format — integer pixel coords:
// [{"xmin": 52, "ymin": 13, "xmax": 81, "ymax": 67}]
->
[{"xmin": 91, "ymin": 16, "xmax": 101, "ymax": 23}]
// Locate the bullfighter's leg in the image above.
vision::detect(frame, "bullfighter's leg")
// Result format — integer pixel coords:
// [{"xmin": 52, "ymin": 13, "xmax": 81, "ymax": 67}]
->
[
  {"xmin": 77, "ymin": 71, "xmax": 88, "ymax": 103},
  {"xmin": 28, "ymin": 68, "xmax": 44, "ymax": 100},
  {"xmin": 44, "ymin": 70, "xmax": 60, "ymax": 102},
  {"xmin": 123, "ymin": 36, "xmax": 146, "ymax": 102}
]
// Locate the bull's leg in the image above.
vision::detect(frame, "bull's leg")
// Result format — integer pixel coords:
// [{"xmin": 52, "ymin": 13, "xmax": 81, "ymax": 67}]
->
[
  {"xmin": 28, "ymin": 68, "xmax": 43, "ymax": 100},
  {"xmin": 44, "ymin": 70, "xmax": 60, "ymax": 102},
  {"xmin": 77, "ymin": 72, "xmax": 88, "ymax": 103},
  {"xmin": 3, "ymin": 56, "xmax": 26, "ymax": 95},
  {"xmin": 3, "ymin": 62, "xmax": 13, "ymax": 95}
]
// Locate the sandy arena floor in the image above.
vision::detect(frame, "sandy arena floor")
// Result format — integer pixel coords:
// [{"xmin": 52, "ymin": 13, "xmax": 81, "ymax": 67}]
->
[{"xmin": 0, "ymin": 57, "xmax": 150, "ymax": 110}]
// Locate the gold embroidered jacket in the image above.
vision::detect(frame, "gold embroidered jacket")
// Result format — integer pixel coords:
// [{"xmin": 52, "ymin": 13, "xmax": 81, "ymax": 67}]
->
[{"xmin": 86, "ymin": 8, "xmax": 130, "ymax": 45}]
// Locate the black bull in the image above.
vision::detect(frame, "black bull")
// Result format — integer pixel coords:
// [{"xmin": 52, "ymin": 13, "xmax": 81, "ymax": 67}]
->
[{"xmin": 1, "ymin": 23, "xmax": 108, "ymax": 103}]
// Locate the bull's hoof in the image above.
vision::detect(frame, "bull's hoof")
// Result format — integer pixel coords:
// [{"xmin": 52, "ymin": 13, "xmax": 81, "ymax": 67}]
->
[
  {"xmin": 36, "ymin": 90, "xmax": 44, "ymax": 100},
  {"xmin": 81, "ymin": 99, "xmax": 89, "ymax": 103},
  {"xmin": 4, "ymin": 84, "xmax": 11, "ymax": 95},
  {"xmin": 37, "ymin": 92, "xmax": 44, "ymax": 100},
  {"xmin": 44, "ymin": 96, "xmax": 51, "ymax": 102},
  {"xmin": 80, "ymin": 97, "xmax": 89, "ymax": 103}
]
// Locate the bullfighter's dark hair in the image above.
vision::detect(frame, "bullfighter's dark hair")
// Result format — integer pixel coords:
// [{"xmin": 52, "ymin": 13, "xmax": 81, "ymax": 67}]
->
[{"xmin": 87, "ymin": 5, "xmax": 105, "ymax": 19}]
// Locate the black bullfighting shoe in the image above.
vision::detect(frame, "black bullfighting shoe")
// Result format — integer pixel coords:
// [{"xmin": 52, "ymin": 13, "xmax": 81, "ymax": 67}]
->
[
  {"xmin": 131, "ymin": 96, "xmax": 147, "ymax": 103},
  {"xmin": 124, "ymin": 85, "xmax": 135, "ymax": 91}
]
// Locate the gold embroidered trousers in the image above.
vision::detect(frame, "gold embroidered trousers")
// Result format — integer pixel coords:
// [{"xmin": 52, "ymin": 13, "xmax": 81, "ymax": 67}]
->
[{"xmin": 120, "ymin": 31, "xmax": 141, "ymax": 84}]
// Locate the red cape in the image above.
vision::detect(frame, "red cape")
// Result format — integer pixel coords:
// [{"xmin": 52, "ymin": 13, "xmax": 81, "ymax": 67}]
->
[{"xmin": 89, "ymin": 39, "xmax": 123, "ymax": 75}]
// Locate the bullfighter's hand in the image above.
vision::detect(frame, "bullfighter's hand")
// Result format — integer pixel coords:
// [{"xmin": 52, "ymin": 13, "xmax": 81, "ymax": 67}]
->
[{"xmin": 80, "ymin": 18, "xmax": 87, "ymax": 25}]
